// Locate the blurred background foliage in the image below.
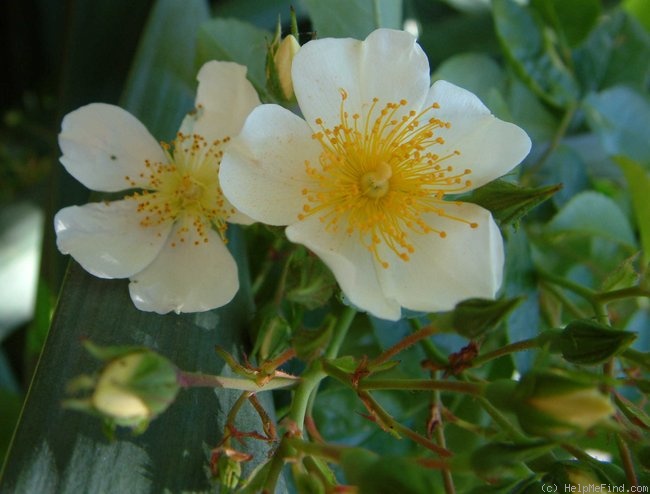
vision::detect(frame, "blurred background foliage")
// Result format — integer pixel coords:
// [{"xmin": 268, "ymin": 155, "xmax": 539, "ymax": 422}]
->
[{"xmin": 0, "ymin": 0, "xmax": 649, "ymax": 491}]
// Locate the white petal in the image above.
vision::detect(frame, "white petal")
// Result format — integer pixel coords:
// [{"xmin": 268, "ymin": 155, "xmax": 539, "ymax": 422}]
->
[
  {"xmin": 54, "ymin": 199, "xmax": 171, "ymax": 279},
  {"xmin": 286, "ymin": 215, "xmax": 401, "ymax": 321},
  {"xmin": 128, "ymin": 221, "xmax": 238, "ymax": 314},
  {"xmin": 378, "ymin": 203, "xmax": 504, "ymax": 312},
  {"xmin": 425, "ymin": 81, "xmax": 531, "ymax": 189},
  {"xmin": 220, "ymin": 104, "xmax": 320, "ymax": 225},
  {"xmin": 59, "ymin": 103, "xmax": 166, "ymax": 192},
  {"xmin": 179, "ymin": 61, "xmax": 261, "ymax": 142},
  {"xmin": 293, "ymin": 29, "xmax": 430, "ymax": 130}
]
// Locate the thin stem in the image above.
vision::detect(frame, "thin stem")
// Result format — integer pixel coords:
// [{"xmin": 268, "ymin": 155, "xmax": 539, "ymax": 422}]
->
[
  {"xmin": 285, "ymin": 437, "xmax": 347, "ymax": 463},
  {"xmin": 539, "ymin": 270, "xmax": 608, "ymax": 320},
  {"xmin": 596, "ymin": 286, "xmax": 650, "ymax": 304},
  {"xmin": 358, "ymin": 379, "xmax": 484, "ymax": 394},
  {"xmin": 370, "ymin": 324, "xmax": 439, "ymax": 367},
  {"xmin": 471, "ymin": 338, "xmax": 539, "ymax": 368},
  {"xmin": 288, "ymin": 306, "xmax": 357, "ymax": 430},
  {"xmin": 540, "ymin": 281, "xmax": 589, "ymax": 319},
  {"xmin": 251, "ymin": 237, "xmax": 285, "ymax": 296},
  {"xmin": 325, "ymin": 306, "xmax": 357, "ymax": 359},
  {"xmin": 477, "ymin": 396, "xmax": 529, "ymax": 442},
  {"xmin": 523, "ymin": 103, "xmax": 577, "ymax": 182},
  {"xmin": 411, "ymin": 318, "xmax": 448, "ymax": 366},
  {"xmin": 617, "ymin": 434, "xmax": 639, "ymax": 487},
  {"xmin": 357, "ymin": 389, "xmax": 452, "ymax": 458},
  {"xmin": 177, "ymin": 370, "xmax": 298, "ymax": 391},
  {"xmin": 430, "ymin": 371, "xmax": 455, "ymax": 494}
]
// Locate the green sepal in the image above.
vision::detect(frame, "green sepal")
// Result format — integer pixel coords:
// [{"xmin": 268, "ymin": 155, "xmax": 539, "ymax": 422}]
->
[
  {"xmin": 452, "ymin": 297, "xmax": 523, "ymax": 338},
  {"xmin": 613, "ymin": 393, "xmax": 650, "ymax": 431},
  {"xmin": 557, "ymin": 319, "xmax": 636, "ymax": 365},
  {"xmin": 463, "ymin": 179, "xmax": 562, "ymax": 227}
]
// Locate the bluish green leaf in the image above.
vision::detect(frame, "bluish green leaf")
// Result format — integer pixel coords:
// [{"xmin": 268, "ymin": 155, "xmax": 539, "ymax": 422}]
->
[
  {"xmin": 432, "ymin": 53, "xmax": 505, "ymax": 106},
  {"xmin": 583, "ymin": 86, "xmax": 650, "ymax": 164},
  {"xmin": 546, "ymin": 191, "xmax": 636, "ymax": 247},
  {"xmin": 301, "ymin": 0, "xmax": 402, "ymax": 38},
  {"xmin": 574, "ymin": 10, "xmax": 650, "ymax": 92},
  {"xmin": 539, "ymin": 145, "xmax": 589, "ymax": 208},
  {"xmin": 196, "ymin": 18, "xmax": 272, "ymax": 96},
  {"xmin": 504, "ymin": 79, "xmax": 559, "ymax": 143},
  {"xmin": 493, "ymin": 0, "xmax": 579, "ymax": 107},
  {"xmin": 504, "ymin": 229, "xmax": 541, "ymax": 371}
]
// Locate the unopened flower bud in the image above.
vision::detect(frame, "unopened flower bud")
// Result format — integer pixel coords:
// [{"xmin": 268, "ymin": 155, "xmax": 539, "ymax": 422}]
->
[
  {"xmin": 274, "ymin": 35, "xmax": 300, "ymax": 101},
  {"xmin": 91, "ymin": 350, "xmax": 180, "ymax": 428},
  {"xmin": 512, "ymin": 370, "xmax": 614, "ymax": 436},
  {"xmin": 543, "ymin": 460, "xmax": 618, "ymax": 491},
  {"xmin": 266, "ymin": 26, "xmax": 301, "ymax": 103},
  {"xmin": 556, "ymin": 319, "xmax": 636, "ymax": 365}
]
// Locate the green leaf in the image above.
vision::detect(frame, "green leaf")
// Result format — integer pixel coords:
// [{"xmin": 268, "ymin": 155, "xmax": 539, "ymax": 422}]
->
[
  {"xmin": 546, "ymin": 191, "xmax": 636, "ymax": 247},
  {"xmin": 616, "ymin": 156, "xmax": 650, "ymax": 259},
  {"xmin": 539, "ymin": 145, "xmax": 589, "ymax": 208},
  {"xmin": 302, "ymin": 0, "xmax": 402, "ymax": 38},
  {"xmin": 196, "ymin": 18, "xmax": 272, "ymax": 97},
  {"xmin": 531, "ymin": 0, "xmax": 600, "ymax": 47},
  {"xmin": 432, "ymin": 53, "xmax": 505, "ymax": 106},
  {"xmin": 574, "ymin": 10, "xmax": 650, "ymax": 91},
  {"xmin": 584, "ymin": 86, "xmax": 650, "ymax": 164},
  {"xmin": 492, "ymin": 0, "xmax": 579, "ymax": 107},
  {"xmin": 452, "ymin": 297, "xmax": 523, "ymax": 339},
  {"xmin": 463, "ymin": 179, "xmax": 561, "ymax": 228}
]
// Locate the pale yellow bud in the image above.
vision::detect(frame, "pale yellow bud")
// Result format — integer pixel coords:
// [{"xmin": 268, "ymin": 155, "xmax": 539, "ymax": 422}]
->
[
  {"xmin": 528, "ymin": 387, "xmax": 614, "ymax": 431},
  {"xmin": 92, "ymin": 353, "xmax": 151, "ymax": 420},
  {"xmin": 274, "ymin": 35, "xmax": 300, "ymax": 100}
]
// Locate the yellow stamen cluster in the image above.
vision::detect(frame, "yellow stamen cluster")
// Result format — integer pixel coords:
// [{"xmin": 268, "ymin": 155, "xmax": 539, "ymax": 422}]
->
[
  {"xmin": 299, "ymin": 90, "xmax": 477, "ymax": 268},
  {"xmin": 124, "ymin": 132, "xmax": 234, "ymax": 247}
]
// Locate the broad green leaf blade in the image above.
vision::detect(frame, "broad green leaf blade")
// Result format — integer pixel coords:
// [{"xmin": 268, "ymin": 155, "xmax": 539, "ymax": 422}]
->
[
  {"xmin": 301, "ymin": 0, "xmax": 403, "ymax": 38},
  {"xmin": 0, "ymin": 263, "xmax": 273, "ymax": 493},
  {"xmin": 196, "ymin": 18, "xmax": 272, "ymax": 97},
  {"xmin": 1, "ymin": 0, "xmax": 285, "ymax": 492},
  {"xmin": 120, "ymin": 0, "xmax": 210, "ymax": 140}
]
